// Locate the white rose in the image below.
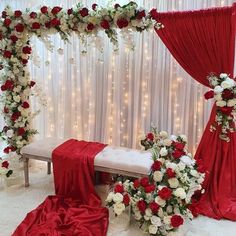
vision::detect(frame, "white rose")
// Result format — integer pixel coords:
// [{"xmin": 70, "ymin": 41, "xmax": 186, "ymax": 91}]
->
[
  {"xmin": 227, "ymin": 99, "xmax": 236, "ymax": 107},
  {"xmin": 179, "ymin": 135, "xmax": 187, "ymax": 142},
  {"xmin": 221, "ymin": 81, "xmax": 232, "ymax": 89},
  {"xmin": 180, "ymin": 155, "xmax": 194, "ymax": 166},
  {"xmin": 145, "ymin": 208, "xmax": 153, "ymax": 217},
  {"xmin": 163, "ymin": 139, "xmax": 172, "ymax": 146},
  {"xmin": 168, "ymin": 178, "xmax": 179, "ymax": 188},
  {"xmin": 13, "ymin": 95, "xmax": 21, "ymax": 103},
  {"xmin": 113, "ymin": 193, "xmax": 123, "ymax": 203},
  {"xmin": 113, "ymin": 202, "xmax": 125, "ymax": 216},
  {"xmin": 170, "ymin": 135, "xmax": 177, "ymax": 141},
  {"xmin": 160, "ymin": 147, "xmax": 168, "ymax": 156},
  {"xmin": 159, "ymin": 131, "xmax": 168, "ymax": 138},
  {"xmin": 6, "ymin": 129, "xmax": 14, "ymax": 138},
  {"xmin": 166, "ymin": 162, "xmax": 177, "ymax": 170},
  {"xmin": 214, "ymin": 93, "xmax": 222, "ymax": 101},
  {"xmin": 149, "ymin": 224, "xmax": 158, "ymax": 235},
  {"xmin": 106, "ymin": 192, "xmax": 114, "ymax": 202},
  {"xmin": 155, "ymin": 196, "xmax": 166, "ymax": 206},
  {"xmin": 220, "ymin": 73, "xmax": 228, "ymax": 79},
  {"xmin": 225, "ymin": 78, "xmax": 235, "ymax": 87},
  {"xmin": 214, "ymin": 85, "xmax": 223, "ymax": 94},
  {"xmin": 163, "ymin": 216, "xmax": 171, "ymax": 225},
  {"xmin": 153, "ymin": 171, "xmax": 163, "ymax": 182},
  {"xmin": 151, "ymin": 216, "xmax": 162, "ymax": 226},
  {"xmin": 190, "ymin": 169, "xmax": 199, "ymax": 177},
  {"xmin": 174, "ymin": 188, "xmax": 186, "ymax": 199},
  {"xmin": 216, "ymin": 100, "xmax": 227, "ymax": 107},
  {"xmin": 134, "ymin": 211, "xmax": 142, "ymax": 220}
]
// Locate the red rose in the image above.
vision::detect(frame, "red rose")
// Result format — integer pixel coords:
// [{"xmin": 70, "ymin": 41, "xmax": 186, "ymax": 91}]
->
[
  {"xmin": 150, "ymin": 8, "xmax": 158, "ymax": 19},
  {"xmin": 92, "ymin": 4, "xmax": 98, "ymax": 11},
  {"xmin": 149, "ymin": 201, "xmax": 159, "ymax": 214},
  {"xmin": 45, "ymin": 21, "xmax": 51, "ymax": 28},
  {"xmin": 137, "ymin": 200, "xmax": 146, "ymax": 213},
  {"xmin": 114, "ymin": 183, "xmax": 124, "ymax": 193},
  {"xmin": 204, "ymin": 90, "xmax": 214, "ymax": 100},
  {"xmin": 222, "ymin": 89, "xmax": 234, "ymax": 100},
  {"xmin": 100, "ymin": 20, "xmax": 110, "ymax": 29},
  {"xmin": 173, "ymin": 141, "xmax": 185, "ymax": 150},
  {"xmin": 79, "ymin": 8, "xmax": 89, "ymax": 17},
  {"xmin": 146, "ymin": 132, "xmax": 154, "ymax": 141},
  {"xmin": 32, "ymin": 22, "xmax": 41, "ymax": 30},
  {"xmin": 18, "ymin": 127, "xmax": 26, "ymax": 136},
  {"xmin": 29, "ymin": 81, "xmax": 36, "ymax": 87},
  {"xmin": 50, "ymin": 18, "xmax": 60, "ymax": 27},
  {"xmin": 22, "ymin": 46, "xmax": 32, "ymax": 54},
  {"xmin": 87, "ymin": 23, "xmax": 95, "ymax": 31},
  {"xmin": 166, "ymin": 168, "xmax": 176, "ymax": 178},
  {"xmin": 3, "ymin": 50, "xmax": 12, "ymax": 58},
  {"xmin": 145, "ymin": 184, "xmax": 156, "ymax": 193},
  {"xmin": 51, "ymin": 6, "xmax": 62, "ymax": 15},
  {"xmin": 4, "ymin": 106, "xmax": 9, "ymax": 113},
  {"xmin": 123, "ymin": 194, "xmax": 130, "ymax": 206},
  {"xmin": 2, "ymin": 160, "xmax": 9, "ymax": 169},
  {"xmin": 30, "ymin": 12, "xmax": 37, "ymax": 19},
  {"xmin": 11, "ymin": 111, "xmax": 21, "ymax": 121},
  {"xmin": 219, "ymin": 106, "xmax": 233, "ymax": 115},
  {"xmin": 117, "ymin": 18, "xmax": 129, "ymax": 29},
  {"xmin": 5, "ymin": 80, "xmax": 14, "ymax": 90},
  {"xmin": 22, "ymin": 59, "xmax": 28, "ymax": 65},
  {"xmin": 133, "ymin": 179, "xmax": 140, "ymax": 188},
  {"xmin": 67, "ymin": 8, "xmax": 73, "ymax": 15},
  {"xmin": 3, "ymin": 147, "xmax": 12, "ymax": 154},
  {"xmin": 140, "ymin": 177, "xmax": 149, "ymax": 187},
  {"xmin": 172, "ymin": 149, "xmax": 184, "ymax": 159},
  {"xmin": 2, "ymin": 11, "xmax": 7, "ymax": 18},
  {"xmin": 10, "ymin": 35, "xmax": 18, "ymax": 43},
  {"xmin": 1, "ymin": 85, "xmax": 6, "ymax": 91},
  {"xmin": 151, "ymin": 160, "xmax": 162, "ymax": 171},
  {"xmin": 15, "ymin": 23, "xmax": 24, "ymax": 32},
  {"xmin": 41, "ymin": 6, "xmax": 48, "ymax": 14},
  {"xmin": 171, "ymin": 215, "xmax": 184, "ymax": 228},
  {"xmin": 114, "ymin": 4, "xmax": 121, "ymax": 9},
  {"xmin": 4, "ymin": 18, "xmax": 11, "ymax": 26},
  {"xmin": 22, "ymin": 101, "xmax": 30, "ymax": 108},
  {"xmin": 158, "ymin": 187, "xmax": 172, "ymax": 200},
  {"xmin": 137, "ymin": 10, "xmax": 146, "ymax": 20},
  {"xmin": 14, "ymin": 10, "xmax": 22, "ymax": 18}
]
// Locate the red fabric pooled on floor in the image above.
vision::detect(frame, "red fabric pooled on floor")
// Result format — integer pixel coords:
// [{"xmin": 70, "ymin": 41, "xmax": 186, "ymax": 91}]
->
[{"xmin": 12, "ymin": 139, "xmax": 109, "ymax": 236}]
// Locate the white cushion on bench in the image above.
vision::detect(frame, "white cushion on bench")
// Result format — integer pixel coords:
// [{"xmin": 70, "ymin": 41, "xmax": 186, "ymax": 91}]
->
[{"xmin": 22, "ymin": 138, "xmax": 153, "ymax": 175}]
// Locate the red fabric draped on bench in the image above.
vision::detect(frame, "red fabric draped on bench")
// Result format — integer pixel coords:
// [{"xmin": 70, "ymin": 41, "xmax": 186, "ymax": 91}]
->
[
  {"xmin": 13, "ymin": 139, "xmax": 109, "ymax": 236},
  {"xmin": 155, "ymin": 4, "xmax": 236, "ymax": 220}
]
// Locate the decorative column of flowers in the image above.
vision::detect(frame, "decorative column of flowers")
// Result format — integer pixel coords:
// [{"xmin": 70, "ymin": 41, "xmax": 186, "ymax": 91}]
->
[
  {"xmin": 106, "ymin": 128, "xmax": 205, "ymax": 235},
  {"xmin": 204, "ymin": 73, "xmax": 236, "ymax": 142},
  {"xmin": 0, "ymin": 3, "xmax": 162, "ymax": 156}
]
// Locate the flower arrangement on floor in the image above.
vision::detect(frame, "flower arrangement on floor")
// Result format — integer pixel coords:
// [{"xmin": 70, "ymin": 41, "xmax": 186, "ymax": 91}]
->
[
  {"xmin": 204, "ymin": 73, "xmax": 236, "ymax": 142},
  {"xmin": 0, "ymin": 2, "xmax": 162, "ymax": 158},
  {"xmin": 106, "ymin": 127, "xmax": 205, "ymax": 235},
  {"xmin": 0, "ymin": 158, "xmax": 12, "ymax": 178}
]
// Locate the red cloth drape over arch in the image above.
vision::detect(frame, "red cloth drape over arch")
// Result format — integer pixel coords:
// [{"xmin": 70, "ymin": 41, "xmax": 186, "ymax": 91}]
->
[{"xmin": 155, "ymin": 4, "xmax": 236, "ymax": 220}]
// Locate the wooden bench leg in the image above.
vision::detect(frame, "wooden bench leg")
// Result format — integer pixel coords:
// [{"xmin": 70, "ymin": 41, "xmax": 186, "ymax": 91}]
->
[
  {"xmin": 24, "ymin": 157, "xmax": 29, "ymax": 187},
  {"xmin": 47, "ymin": 162, "xmax": 51, "ymax": 175}
]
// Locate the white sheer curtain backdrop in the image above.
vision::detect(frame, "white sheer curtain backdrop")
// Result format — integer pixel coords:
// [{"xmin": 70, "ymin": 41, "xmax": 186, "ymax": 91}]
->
[{"xmin": 0, "ymin": 0, "xmax": 235, "ymax": 153}]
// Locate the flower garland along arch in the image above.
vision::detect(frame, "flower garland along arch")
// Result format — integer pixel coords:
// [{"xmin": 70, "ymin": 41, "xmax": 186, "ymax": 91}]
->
[{"xmin": 0, "ymin": 2, "xmax": 162, "ymax": 155}]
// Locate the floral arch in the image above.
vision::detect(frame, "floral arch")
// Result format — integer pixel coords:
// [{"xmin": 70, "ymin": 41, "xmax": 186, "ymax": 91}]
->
[{"xmin": 0, "ymin": 2, "xmax": 162, "ymax": 155}]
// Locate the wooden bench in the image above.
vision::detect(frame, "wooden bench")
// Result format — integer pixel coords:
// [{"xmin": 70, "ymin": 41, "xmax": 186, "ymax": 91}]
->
[{"xmin": 22, "ymin": 138, "xmax": 153, "ymax": 187}]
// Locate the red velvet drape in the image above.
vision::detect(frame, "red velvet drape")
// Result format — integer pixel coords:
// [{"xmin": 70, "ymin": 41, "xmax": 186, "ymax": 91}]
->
[{"xmin": 155, "ymin": 4, "xmax": 236, "ymax": 220}]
